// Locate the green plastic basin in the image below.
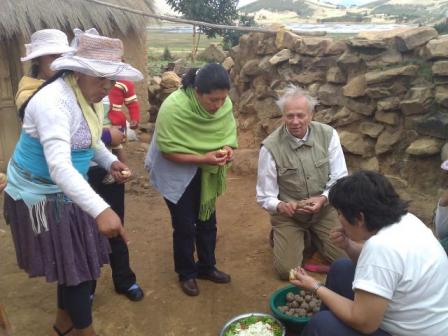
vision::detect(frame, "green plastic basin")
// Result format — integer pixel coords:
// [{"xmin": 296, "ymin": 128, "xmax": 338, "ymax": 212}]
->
[{"xmin": 269, "ymin": 284, "xmax": 311, "ymax": 333}]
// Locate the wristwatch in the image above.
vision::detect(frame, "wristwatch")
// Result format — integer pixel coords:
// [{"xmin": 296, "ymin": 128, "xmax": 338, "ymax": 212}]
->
[{"xmin": 312, "ymin": 282, "xmax": 324, "ymax": 295}]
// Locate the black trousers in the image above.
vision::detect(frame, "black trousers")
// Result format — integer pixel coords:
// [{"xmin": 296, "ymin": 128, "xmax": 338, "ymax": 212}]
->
[
  {"xmin": 164, "ymin": 170, "xmax": 217, "ymax": 281},
  {"xmin": 87, "ymin": 166, "xmax": 136, "ymax": 292}
]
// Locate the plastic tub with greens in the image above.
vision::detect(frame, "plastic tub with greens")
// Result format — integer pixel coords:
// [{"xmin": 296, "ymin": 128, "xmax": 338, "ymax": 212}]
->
[{"xmin": 219, "ymin": 312, "xmax": 285, "ymax": 336}]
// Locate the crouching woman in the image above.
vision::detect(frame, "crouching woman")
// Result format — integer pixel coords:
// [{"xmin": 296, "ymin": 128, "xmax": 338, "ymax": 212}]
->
[{"xmin": 291, "ymin": 171, "xmax": 448, "ymax": 336}]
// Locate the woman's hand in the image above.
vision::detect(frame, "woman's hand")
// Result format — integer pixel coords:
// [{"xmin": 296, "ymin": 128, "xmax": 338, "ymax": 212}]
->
[
  {"xmin": 202, "ymin": 150, "xmax": 228, "ymax": 166},
  {"xmin": 330, "ymin": 226, "xmax": 351, "ymax": 251},
  {"xmin": 110, "ymin": 161, "xmax": 132, "ymax": 183},
  {"xmin": 290, "ymin": 267, "xmax": 320, "ymax": 291},
  {"xmin": 95, "ymin": 207, "xmax": 129, "ymax": 243},
  {"xmin": 222, "ymin": 145, "xmax": 234, "ymax": 162}
]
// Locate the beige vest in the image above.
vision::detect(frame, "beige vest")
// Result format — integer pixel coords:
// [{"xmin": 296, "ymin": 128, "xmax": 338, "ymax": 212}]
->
[{"xmin": 262, "ymin": 121, "xmax": 333, "ymax": 202}]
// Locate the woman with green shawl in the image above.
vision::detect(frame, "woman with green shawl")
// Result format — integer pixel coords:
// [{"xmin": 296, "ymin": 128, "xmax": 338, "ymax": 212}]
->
[{"xmin": 145, "ymin": 63, "xmax": 238, "ymax": 296}]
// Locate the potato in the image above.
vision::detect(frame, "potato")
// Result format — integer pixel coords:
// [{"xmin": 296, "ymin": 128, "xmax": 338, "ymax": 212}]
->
[
  {"xmin": 279, "ymin": 290, "xmax": 322, "ymax": 318},
  {"xmin": 296, "ymin": 200, "xmax": 316, "ymax": 208},
  {"xmin": 0, "ymin": 173, "xmax": 6, "ymax": 184},
  {"xmin": 289, "ymin": 269, "xmax": 296, "ymax": 281},
  {"xmin": 120, "ymin": 169, "xmax": 131, "ymax": 178},
  {"xmin": 217, "ymin": 149, "xmax": 229, "ymax": 158},
  {"xmin": 286, "ymin": 292, "xmax": 295, "ymax": 302}
]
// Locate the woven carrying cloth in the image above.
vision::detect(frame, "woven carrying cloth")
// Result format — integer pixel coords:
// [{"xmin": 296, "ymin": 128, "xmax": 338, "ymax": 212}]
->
[{"xmin": 156, "ymin": 87, "xmax": 237, "ymax": 220}]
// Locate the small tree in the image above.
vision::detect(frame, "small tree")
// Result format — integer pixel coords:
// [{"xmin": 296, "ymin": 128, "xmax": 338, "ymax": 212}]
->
[
  {"xmin": 222, "ymin": 14, "xmax": 256, "ymax": 50},
  {"xmin": 162, "ymin": 46, "xmax": 174, "ymax": 61},
  {"xmin": 166, "ymin": 0, "xmax": 239, "ymax": 62}
]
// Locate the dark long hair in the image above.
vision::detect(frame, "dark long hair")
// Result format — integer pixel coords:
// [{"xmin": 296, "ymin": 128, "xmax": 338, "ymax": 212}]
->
[
  {"xmin": 329, "ymin": 170, "xmax": 408, "ymax": 232},
  {"xmin": 181, "ymin": 63, "xmax": 230, "ymax": 94},
  {"xmin": 18, "ymin": 70, "xmax": 72, "ymax": 120},
  {"xmin": 30, "ymin": 61, "xmax": 40, "ymax": 78}
]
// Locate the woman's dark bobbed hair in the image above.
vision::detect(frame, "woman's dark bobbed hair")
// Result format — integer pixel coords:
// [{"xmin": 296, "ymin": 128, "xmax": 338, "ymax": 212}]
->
[
  {"xmin": 181, "ymin": 63, "xmax": 230, "ymax": 94},
  {"xmin": 329, "ymin": 170, "xmax": 408, "ymax": 232}
]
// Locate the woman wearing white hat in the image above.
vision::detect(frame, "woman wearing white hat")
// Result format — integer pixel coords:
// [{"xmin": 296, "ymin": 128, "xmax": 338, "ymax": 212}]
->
[
  {"xmin": 4, "ymin": 29, "xmax": 143, "ymax": 336},
  {"xmin": 15, "ymin": 29, "xmax": 75, "ymax": 108}
]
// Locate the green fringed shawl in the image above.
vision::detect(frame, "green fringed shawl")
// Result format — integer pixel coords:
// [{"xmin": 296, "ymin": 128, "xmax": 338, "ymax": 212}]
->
[{"xmin": 156, "ymin": 87, "xmax": 238, "ymax": 220}]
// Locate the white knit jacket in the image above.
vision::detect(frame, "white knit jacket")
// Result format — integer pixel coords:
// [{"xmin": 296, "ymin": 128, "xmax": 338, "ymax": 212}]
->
[{"xmin": 22, "ymin": 77, "xmax": 117, "ymax": 219}]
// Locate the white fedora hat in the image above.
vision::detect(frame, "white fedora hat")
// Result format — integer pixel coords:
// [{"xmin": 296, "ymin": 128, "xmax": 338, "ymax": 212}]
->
[
  {"xmin": 21, "ymin": 29, "xmax": 75, "ymax": 62},
  {"xmin": 51, "ymin": 30, "xmax": 143, "ymax": 81}
]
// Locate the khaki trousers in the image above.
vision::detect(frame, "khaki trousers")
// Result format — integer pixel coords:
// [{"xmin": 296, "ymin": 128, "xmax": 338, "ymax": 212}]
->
[{"xmin": 271, "ymin": 205, "xmax": 346, "ymax": 280}]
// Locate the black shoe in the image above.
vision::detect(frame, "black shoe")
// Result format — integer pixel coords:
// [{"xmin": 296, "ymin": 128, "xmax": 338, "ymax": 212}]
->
[
  {"xmin": 118, "ymin": 284, "xmax": 144, "ymax": 302},
  {"xmin": 198, "ymin": 269, "xmax": 231, "ymax": 283},
  {"xmin": 180, "ymin": 278, "xmax": 200, "ymax": 296}
]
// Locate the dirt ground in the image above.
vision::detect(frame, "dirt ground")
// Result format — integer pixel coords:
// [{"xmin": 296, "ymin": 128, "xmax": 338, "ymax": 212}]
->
[{"xmin": 0, "ymin": 140, "xmax": 439, "ymax": 336}]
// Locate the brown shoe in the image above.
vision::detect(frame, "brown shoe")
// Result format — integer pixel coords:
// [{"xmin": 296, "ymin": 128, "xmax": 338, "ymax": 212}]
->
[
  {"xmin": 180, "ymin": 279, "xmax": 199, "ymax": 296},
  {"xmin": 198, "ymin": 269, "xmax": 231, "ymax": 283}
]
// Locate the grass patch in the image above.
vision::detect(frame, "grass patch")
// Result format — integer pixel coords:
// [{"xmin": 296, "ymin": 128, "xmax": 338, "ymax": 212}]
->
[
  {"xmin": 147, "ymin": 30, "xmax": 222, "ymax": 58},
  {"xmin": 146, "ymin": 29, "xmax": 223, "ymax": 76}
]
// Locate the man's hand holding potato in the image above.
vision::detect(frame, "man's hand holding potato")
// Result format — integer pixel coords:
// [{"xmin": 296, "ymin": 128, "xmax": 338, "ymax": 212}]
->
[
  {"xmin": 277, "ymin": 201, "xmax": 298, "ymax": 217},
  {"xmin": 295, "ymin": 195, "xmax": 327, "ymax": 215}
]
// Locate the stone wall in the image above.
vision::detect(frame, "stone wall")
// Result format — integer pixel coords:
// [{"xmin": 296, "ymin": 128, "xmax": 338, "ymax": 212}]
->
[{"xmin": 228, "ymin": 27, "xmax": 448, "ymax": 192}]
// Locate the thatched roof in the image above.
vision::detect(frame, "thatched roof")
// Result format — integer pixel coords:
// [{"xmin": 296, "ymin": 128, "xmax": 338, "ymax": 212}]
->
[{"xmin": 0, "ymin": 0, "xmax": 155, "ymax": 39}]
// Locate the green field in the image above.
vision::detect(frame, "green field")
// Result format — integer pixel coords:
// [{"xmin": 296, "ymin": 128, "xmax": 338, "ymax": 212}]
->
[
  {"xmin": 146, "ymin": 30, "xmax": 223, "ymax": 76},
  {"xmin": 147, "ymin": 30, "xmax": 222, "ymax": 56}
]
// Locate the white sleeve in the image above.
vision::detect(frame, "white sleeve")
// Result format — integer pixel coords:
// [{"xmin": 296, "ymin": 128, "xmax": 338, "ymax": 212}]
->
[
  {"xmin": 435, "ymin": 204, "xmax": 448, "ymax": 239},
  {"xmin": 256, "ymin": 146, "xmax": 280, "ymax": 213},
  {"xmin": 353, "ymin": 244, "xmax": 400, "ymax": 300},
  {"xmin": 92, "ymin": 140, "xmax": 118, "ymax": 170},
  {"xmin": 29, "ymin": 100, "xmax": 109, "ymax": 219},
  {"xmin": 322, "ymin": 129, "xmax": 348, "ymax": 198}
]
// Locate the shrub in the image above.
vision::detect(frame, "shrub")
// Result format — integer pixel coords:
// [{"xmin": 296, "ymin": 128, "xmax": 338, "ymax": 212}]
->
[{"xmin": 162, "ymin": 47, "xmax": 174, "ymax": 61}]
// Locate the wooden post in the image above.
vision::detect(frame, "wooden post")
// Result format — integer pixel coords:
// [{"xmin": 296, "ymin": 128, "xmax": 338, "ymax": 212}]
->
[{"xmin": 192, "ymin": 25, "xmax": 196, "ymax": 64}]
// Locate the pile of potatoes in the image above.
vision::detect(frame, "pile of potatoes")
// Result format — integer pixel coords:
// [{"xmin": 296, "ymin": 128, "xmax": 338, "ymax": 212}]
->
[{"xmin": 277, "ymin": 290, "xmax": 321, "ymax": 318}]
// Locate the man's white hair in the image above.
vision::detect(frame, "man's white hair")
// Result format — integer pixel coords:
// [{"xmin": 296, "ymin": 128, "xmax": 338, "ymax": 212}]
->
[{"xmin": 276, "ymin": 84, "xmax": 318, "ymax": 114}]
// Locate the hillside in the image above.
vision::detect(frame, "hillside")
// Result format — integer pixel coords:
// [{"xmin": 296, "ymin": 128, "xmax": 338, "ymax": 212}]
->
[
  {"xmin": 240, "ymin": 0, "xmax": 448, "ymax": 24},
  {"xmin": 361, "ymin": 0, "xmax": 448, "ymax": 23},
  {"xmin": 240, "ymin": 0, "xmax": 314, "ymax": 18}
]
